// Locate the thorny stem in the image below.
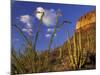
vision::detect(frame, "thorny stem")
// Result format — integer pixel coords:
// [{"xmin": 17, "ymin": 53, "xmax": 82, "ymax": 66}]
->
[
  {"xmin": 48, "ymin": 18, "xmax": 71, "ymax": 52},
  {"xmin": 32, "ymin": 12, "xmax": 44, "ymax": 72},
  {"xmin": 33, "ymin": 12, "xmax": 44, "ymax": 51}
]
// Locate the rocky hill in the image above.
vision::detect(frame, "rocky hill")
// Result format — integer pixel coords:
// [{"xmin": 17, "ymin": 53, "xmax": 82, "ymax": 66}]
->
[
  {"xmin": 76, "ymin": 10, "xmax": 96, "ymax": 31},
  {"xmin": 75, "ymin": 10, "xmax": 96, "ymax": 53},
  {"xmin": 50, "ymin": 10, "xmax": 96, "ymax": 71}
]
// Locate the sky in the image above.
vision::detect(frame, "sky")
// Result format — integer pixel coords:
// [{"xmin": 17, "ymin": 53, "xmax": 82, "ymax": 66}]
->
[{"xmin": 11, "ymin": 1, "xmax": 95, "ymax": 52}]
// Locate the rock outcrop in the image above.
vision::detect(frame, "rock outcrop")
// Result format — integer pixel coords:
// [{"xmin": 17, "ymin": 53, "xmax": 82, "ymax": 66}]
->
[{"xmin": 76, "ymin": 10, "xmax": 96, "ymax": 31}]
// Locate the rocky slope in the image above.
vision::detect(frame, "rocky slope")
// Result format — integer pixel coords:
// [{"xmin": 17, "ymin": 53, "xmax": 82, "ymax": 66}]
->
[
  {"xmin": 75, "ymin": 10, "xmax": 96, "ymax": 53},
  {"xmin": 76, "ymin": 10, "xmax": 96, "ymax": 31},
  {"xmin": 51, "ymin": 10, "xmax": 96, "ymax": 71},
  {"xmin": 39, "ymin": 10, "xmax": 96, "ymax": 72}
]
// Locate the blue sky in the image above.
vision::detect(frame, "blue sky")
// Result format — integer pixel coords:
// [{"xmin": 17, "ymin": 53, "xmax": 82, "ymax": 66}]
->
[{"xmin": 11, "ymin": 1, "xmax": 95, "ymax": 52}]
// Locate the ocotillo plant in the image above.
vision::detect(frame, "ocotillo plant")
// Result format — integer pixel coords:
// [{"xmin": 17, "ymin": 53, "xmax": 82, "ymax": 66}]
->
[
  {"xmin": 33, "ymin": 12, "xmax": 44, "ymax": 51},
  {"xmin": 66, "ymin": 31, "xmax": 76, "ymax": 69},
  {"xmin": 12, "ymin": 11, "xmax": 51, "ymax": 73},
  {"xmin": 32, "ymin": 11, "xmax": 45, "ymax": 72},
  {"xmin": 47, "ymin": 11, "xmax": 71, "ymax": 70},
  {"xmin": 48, "ymin": 13, "xmax": 71, "ymax": 52},
  {"xmin": 12, "ymin": 24, "xmax": 35, "ymax": 72},
  {"xmin": 66, "ymin": 29, "xmax": 88, "ymax": 70}
]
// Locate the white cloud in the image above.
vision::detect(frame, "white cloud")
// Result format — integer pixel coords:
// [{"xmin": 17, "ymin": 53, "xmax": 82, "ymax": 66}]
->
[
  {"xmin": 47, "ymin": 28, "xmax": 54, "ymax": 32},
  {"xmin": 54, "ymin": 33, "xmax": 57, "ymax": 36},
  {"xmin": 50, "ymin": 9, "xmax": 55, "ymax": 12},
  {"xmin": 19, "ymin": 15, "xmax": 33, "ymax": 35},
  {"xmin": 20, "ymin": 15, "xmax": 30, "ymax": 23},
  {"xmin": 45, "ymin": 33, "xmax": 56, "ymax": 38},
  {"xmin": 35, "ymin": 7, "xmax": 61, "ymax": 27},
  {"xmin": 22, "ymin": 28, "xmax": 32, "ymax": 36},
  {"xmin": 45, "ymin": 34, "xmax": 51, "ymax": 37},
  {"xmin": 20, "ymin": 15, "xmax": 32, "ymax": 28},
  {"xmin": 36, "ymin": 7, "xmax": 45, "ymax": 20}
]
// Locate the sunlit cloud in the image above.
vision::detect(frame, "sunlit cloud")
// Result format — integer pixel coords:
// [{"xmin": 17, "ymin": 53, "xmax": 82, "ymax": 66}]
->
[
  {"xmin": 19, "ymin": 15, "xmax": 33, "ymax": 35},
  {"xmin": 20, "ymin": 15, "xmax": 32, "ymax": 28},
  {"xmin": 45, "ymin": 34, "xmax": 51, "ymax": 37},
  {"xmin": 47, "ymin": 28, "xmax": 54, "ymax": 32},
  {"xmin": 35, "ymin": 7, "xmax": 62, "ymax": 27},
  {"xmin": 22, "ymin": 28, "xmax": 32, "ymax": 35},
  {"xmin": 45, "ymin": 33, "xmax": 56, "ymax": 38},
  {"xmin": 36, "ymin": 7, "xmax": 45, "ymax": 20},
  {"xmin": 54, "ymin": 33, "xmax": 57, "ymax": 36}
]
